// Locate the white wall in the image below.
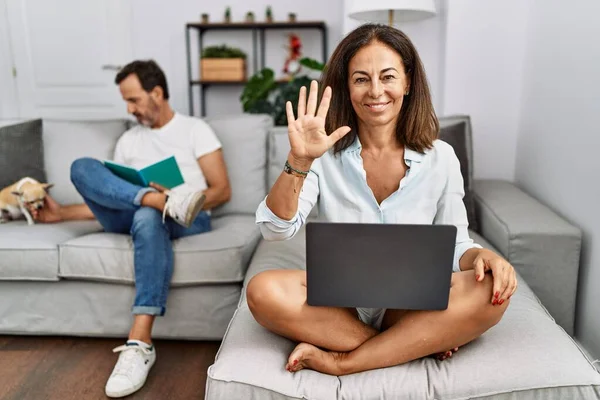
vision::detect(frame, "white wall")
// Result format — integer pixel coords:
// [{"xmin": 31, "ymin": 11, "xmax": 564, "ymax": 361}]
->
[
  {"xmin": 130, "ymin": 0, "xmax": 344, "ymax": 117},
  {"xmin": 442, "ymin": 0, "xmax": 530, "ymax": 180},
  {"xmin": 515, "ymin": 0, "xmax": 600, "ymax": 359}
]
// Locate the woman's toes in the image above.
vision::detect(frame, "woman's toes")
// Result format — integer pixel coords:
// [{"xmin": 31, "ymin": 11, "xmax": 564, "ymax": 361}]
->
[
  {"xmin": 287, "ymin": 343, "xmax": 315, "ymax": 372},
  {"xmin": 286, "ymin": 342, "xmax": 346, "ymax": 375},
  {"xmin": 435, "ymin": 350, "xmax": 454, "ymax": 361},
  {"xmin": 433, "ymin": 346, "xmax": 461, "ymax": 361}
]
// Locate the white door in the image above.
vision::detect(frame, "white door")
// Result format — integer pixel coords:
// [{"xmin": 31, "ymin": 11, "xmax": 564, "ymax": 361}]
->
[{"xmin": 5, "ymin": 0, "xmax": 133, "ymax": 119}]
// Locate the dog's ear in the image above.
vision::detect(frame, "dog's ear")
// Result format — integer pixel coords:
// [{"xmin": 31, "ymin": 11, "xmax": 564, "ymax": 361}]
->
[
  {"xmin": 42, "ymin": 183, "xmax": 54, "ymax": 192},
  {"xmin": 11, "ymin": 190, "xmax": 23, "ymax": 197}
]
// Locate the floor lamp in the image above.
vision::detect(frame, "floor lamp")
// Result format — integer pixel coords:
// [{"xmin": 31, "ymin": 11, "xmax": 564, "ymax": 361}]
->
[{"xmin": 348, "ymin": 0, "xmax": 436, "ymax": 26}]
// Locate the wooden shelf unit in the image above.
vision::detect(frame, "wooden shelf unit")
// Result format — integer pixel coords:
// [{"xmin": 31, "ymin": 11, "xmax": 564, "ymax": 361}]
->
[{"xmin": 185, "ymin": 21, "xmax": 327, "ymax": 117}]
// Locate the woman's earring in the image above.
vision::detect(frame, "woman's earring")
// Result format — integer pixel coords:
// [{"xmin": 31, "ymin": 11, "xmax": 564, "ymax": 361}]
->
[{"xmin": 405, "ymin": 91, "xmax": 410, "ymax": 96}]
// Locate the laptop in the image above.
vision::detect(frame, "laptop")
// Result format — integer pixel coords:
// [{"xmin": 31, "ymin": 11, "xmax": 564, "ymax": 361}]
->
[{"xmin": 306, "ymin": 222, "xmax": 457, "ymax": 311}]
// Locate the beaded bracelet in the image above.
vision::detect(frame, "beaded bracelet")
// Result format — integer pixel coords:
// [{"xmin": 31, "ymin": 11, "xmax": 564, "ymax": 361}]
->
[{"xmin": 283, "ymin": 160, "xmax": 309, "ymax": 177}]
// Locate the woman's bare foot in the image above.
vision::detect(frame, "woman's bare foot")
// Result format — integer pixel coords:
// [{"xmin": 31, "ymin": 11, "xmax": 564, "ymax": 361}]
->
[
  {"xmin": 285, "ymin": 342, "xmax": 346, "ymax": 375},
  {"xmin": 433, "ymin": 347, "xmax": 459, "ymax": 361}
]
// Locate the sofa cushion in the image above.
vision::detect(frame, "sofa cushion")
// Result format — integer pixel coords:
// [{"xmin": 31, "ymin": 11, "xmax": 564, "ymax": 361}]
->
[
  {"xmin": 205, "ymin": 114, "xmax": 272, "ymax": 217},
  {"xmin": 439, "ymin": 116, "xmax": 478, "ymax": 232},
  {"xmin": 0, "ymin": 220, "xmax": 103, "ymax": 281},
  {"xmin": 439, "ymin": 116, "xmax": 474, "ymax": 184},
  {"xmin": 0, "ymin": 119, "xmax": 46, "ymax": 190},
  {"xmin": 43, "ymin": 119, "xmax": 128, "ymax": 205},
  {"xmin": 206, "ymin": 303, "xmax": 341, "ymax": 400},
  {"xmin": 58, "ymin": 215, "xmax": 260, "ymax": 285},
  {"xmin": 207, "ymin": 228, "xmax": 600, "ymax": 400}
]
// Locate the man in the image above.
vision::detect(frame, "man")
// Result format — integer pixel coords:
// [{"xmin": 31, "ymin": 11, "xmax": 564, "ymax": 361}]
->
[{"xmin": 32, "ymin": 60, "xmax": 231, "ymax": 398}]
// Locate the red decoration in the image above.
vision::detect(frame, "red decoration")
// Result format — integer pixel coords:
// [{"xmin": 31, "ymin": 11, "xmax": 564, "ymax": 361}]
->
[{"xmin": 283, "ymin": 34, "xmax": 302, "ymax": 77}]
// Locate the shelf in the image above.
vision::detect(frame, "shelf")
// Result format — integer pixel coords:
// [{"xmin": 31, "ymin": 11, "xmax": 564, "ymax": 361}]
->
[
  {"xmin": 187, "ymin": 21, "xmax": 326, "ymax": 30},
  {"xmin": 186, "ymin": 20, "xmax": 327, "ymax": 116}
]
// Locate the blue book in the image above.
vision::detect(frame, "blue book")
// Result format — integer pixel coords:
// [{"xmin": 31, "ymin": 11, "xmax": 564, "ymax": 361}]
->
[{"xmin": 104, "ymin": 155, "xmax": 185, "ymax": 189}]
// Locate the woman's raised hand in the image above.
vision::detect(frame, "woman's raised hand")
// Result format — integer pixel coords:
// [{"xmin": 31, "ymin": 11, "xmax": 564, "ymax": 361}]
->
[{"xmin": 286, "ymin": 80, "xmax": 351, "ymax": 166}]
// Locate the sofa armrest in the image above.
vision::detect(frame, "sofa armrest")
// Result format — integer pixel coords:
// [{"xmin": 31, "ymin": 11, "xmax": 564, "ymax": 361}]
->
[{"xmin": 472, "ymin": 179, "xmax": 582, "ymax": 335}]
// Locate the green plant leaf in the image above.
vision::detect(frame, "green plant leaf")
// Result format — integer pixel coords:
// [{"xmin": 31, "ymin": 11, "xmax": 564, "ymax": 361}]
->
[
  {"xmin": 240, "ymin": 68, "xmax": 276, "ymax": 112},
  {"xmin": 201, "ymin": 44, "xmax": 247, "ymax": 59},
  {"xmin": 247, "ymin": 99, "xmax": 273, "ymax": 115},
  {"xmin": 272, "ymin": 76, "xmax": 312, "ymax": 126},
  {"xmin": 299, "ymin": 57, "xmax": 325, "ymax": 72}
]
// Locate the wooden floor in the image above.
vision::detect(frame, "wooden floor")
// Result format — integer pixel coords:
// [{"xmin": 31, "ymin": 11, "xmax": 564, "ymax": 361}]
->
[{"xmin": 0, "ymin": 336, "xmax": 220, "ymax": 400}]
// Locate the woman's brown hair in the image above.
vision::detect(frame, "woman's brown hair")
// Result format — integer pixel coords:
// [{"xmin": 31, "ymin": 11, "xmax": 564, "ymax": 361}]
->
[{"xmin": 321, "ymin": 24, "xmax": 438, "ymax": 154}]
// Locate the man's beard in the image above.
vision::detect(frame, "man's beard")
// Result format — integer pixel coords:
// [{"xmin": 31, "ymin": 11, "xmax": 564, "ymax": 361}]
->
[
  {"xmin": 136, "ymin": 99, "xmax": 160, "ymax": 127},
  {"xmin": 137, "ymin": 115, "xmax": 154, "ymax": 127}
]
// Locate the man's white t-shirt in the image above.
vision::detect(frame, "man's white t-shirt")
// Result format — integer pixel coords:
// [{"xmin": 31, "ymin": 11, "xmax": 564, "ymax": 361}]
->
[{"xmin": 113, "ymin": 113, "xmax": 221, "ymax": 193}]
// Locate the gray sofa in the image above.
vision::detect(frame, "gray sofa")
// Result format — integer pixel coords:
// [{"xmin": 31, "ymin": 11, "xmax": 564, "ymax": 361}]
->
[
  {"xmin": 1, "ymin": 115, "xmax": 599, "ymax": 399},
  {"xmin": 0, "ymin": 115, "xmax": 269, "ymax": 340}
]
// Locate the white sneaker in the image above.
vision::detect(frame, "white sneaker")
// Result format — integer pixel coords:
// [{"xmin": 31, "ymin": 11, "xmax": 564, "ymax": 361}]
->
[
  {"xmin": 105, "ymin": 340, "xmax": 156, "ymax": 398},
  {"xmin": 162, "ymin": 189, "xmax": 206, "ymax": 228}
]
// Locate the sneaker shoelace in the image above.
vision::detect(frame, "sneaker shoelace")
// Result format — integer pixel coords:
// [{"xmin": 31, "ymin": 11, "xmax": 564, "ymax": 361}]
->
[{"xmin": 111, "ymin": 345, "xmax": 152, "ymax": 376}]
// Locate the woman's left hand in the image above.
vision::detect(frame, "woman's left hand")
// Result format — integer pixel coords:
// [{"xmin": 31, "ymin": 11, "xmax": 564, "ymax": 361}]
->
[{"xmin": 473, "ymin": 249, "xmax": 518, "ymax": 305}]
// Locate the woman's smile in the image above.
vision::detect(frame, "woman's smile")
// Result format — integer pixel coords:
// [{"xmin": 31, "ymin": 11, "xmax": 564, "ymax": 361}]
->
[{"xmin": 364, "ymin": 101, "xmax": 392, "ymax": 112}]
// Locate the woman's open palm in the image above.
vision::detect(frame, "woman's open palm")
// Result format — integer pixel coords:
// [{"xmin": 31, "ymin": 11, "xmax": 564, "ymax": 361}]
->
[{"xmin": 286, "ymin": 80, "xmax": 351, "ymax": 162}]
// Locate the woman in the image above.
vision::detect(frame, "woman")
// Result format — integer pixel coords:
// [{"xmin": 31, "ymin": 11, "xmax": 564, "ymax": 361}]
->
[{"xmin": 247, "ymin": 24, "xmax": 517, "ymax": 376}]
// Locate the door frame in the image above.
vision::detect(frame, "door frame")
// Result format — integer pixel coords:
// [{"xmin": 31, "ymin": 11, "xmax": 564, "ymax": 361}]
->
[{"xmin": 0, "ymin": 0, "xmax": 20, "ymax": 119}]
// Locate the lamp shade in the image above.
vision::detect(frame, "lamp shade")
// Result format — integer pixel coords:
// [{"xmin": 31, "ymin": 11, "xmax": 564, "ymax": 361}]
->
[{"xmin": 348, "ymin": 0, "xmax": 436, "ymax": 23}]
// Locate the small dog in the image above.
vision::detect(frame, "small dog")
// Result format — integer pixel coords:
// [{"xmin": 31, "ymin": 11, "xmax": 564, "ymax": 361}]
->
[{"xmin": 0, "ymin": 177, "xmax": 53, "ymax": 225}]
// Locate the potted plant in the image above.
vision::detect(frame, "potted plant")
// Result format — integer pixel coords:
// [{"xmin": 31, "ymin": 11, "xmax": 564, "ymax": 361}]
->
[
  {"xmin": 201, "ymin": 45, "xmax": 247, "ymax": 82},
  {"xmin": 240, "ymin": 57, "xmax": 325, "ymax": 126},
  {"xmin": 224, "ymin": 6, "xmax": 231, "ymax": 23},
  {"xmin": 245, "ymin": 11, "xmax": 255, "ymax": 23},
  {"xmin": 201, "ymin": 13, "xmax": 209, "ymax": 24},
  {"xmin": 265, "ymin": 6, "xmax": 273, "ymax": 23}
]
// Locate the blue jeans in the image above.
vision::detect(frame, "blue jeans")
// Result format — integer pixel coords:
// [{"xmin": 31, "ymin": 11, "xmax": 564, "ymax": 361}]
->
[{"xmin": 70, "ymin": 157, "xmax": 211, "ymax": 316}]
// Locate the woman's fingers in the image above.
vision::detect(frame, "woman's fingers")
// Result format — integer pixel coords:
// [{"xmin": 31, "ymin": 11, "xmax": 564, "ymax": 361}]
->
[
  {"xmin": 491, "ymin": 261, "xmax": 505, "ymax": 305},
  {"xmin": 473, "ymin": 256, "xmax": 485, "ymax": 282},
  {"xmin": 328, "ymin": 126, "xmax": 352, "ymax": 145},
  {"xmin": 297, "ymin": 86, "xmax": 307, "ymax": 117},
  {"xmin": 316, "ymin": 86, "xmax": 332, "ymax": 119},
  {"xmin": 306, "ymin": 80, "xmax": 319, "ymax": 116},
  {"xmin": 286, "ymin": 101, "xmax": 296, "ymax": 129},
  {"xmin": 497, "ymin": 264, "xmax": 512, "ymax": 303},
  {"xmin": 508, "ymin": 269, "xmax": 518, "ymax": 298}
]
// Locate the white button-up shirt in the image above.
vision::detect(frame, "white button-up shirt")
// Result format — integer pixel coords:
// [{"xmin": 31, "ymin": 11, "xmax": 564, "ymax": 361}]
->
[{"xmin": 256, "ymin": 138, "xmax": 481, "ymax": 272}]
